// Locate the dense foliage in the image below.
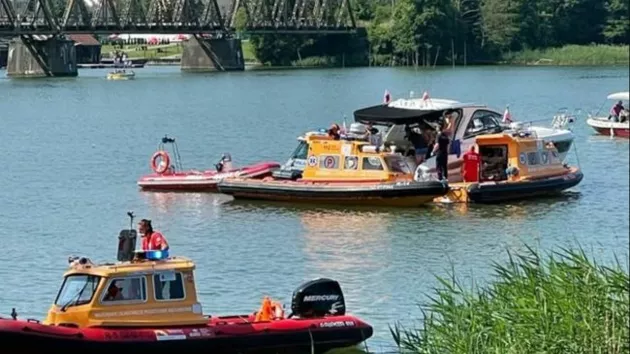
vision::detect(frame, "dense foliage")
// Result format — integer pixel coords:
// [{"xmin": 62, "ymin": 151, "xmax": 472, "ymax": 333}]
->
[
  {"xmin": 390, "ymin": 245, "xmax": 630, "ymax": 353},
  {"xmin": 246, "ymin": 0, "xmax": 629, "ymax": 65}
]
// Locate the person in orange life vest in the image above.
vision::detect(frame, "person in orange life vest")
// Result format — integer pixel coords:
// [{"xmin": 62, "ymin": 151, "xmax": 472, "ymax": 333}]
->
[
  {"xmin": 138, "ymin": 219, "xmax": 169, "ymax": 251},
  {"xmin": 461, "ymin": 145, "xmax": 481, "ymax": 182}
]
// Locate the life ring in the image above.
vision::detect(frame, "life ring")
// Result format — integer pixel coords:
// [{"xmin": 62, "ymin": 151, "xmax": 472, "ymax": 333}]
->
[{"xmin": 151, "ymin": 150, "xmax": 170, "ymax": 174}]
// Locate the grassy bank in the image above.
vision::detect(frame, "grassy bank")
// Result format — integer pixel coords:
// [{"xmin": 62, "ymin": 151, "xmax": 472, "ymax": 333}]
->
[
  {"xmin": 101, "ymin": 43, "xmax": 184, "ymax": 59},
  {"xmin": 99, "ymin": 43, "xmax": 628, "ymax": 67},
  {"xmin": 390, "ymin": 245, "xmax": 629, "ymax": 353},
  {"xmin": 503, "ymin": 44, "xmax": 630, "ymax": 66}
]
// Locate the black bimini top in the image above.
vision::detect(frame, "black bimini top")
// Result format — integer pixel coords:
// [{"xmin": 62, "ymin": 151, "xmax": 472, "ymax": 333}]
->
[{"xmin": 353, "ymin": 104, "xmax": 449, "ymax": 125}]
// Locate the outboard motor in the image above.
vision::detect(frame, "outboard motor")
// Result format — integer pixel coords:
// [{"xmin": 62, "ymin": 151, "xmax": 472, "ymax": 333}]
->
[
  {"xmin": 117, "ymin": 211, "xmax": 137, "ymax": 262},
  {"xmin": 290, "ymin": 278, "xmax": 346, "ymax": 318}
]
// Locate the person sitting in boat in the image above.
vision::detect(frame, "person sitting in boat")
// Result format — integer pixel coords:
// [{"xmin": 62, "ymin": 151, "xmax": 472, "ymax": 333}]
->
[
  {"xmin": 327, "ymin": 123, "xmax": 341, "ymax": 140},
  {"xmin": 104, "ymin": 281, "xmax": 124, "ymax": 301},
  {"xmin": 609, "ymin": 100, "xmax": 625, "ymax": 122},
  {"xmin": 138, "ymin": 219, "xmax": 169, "ymax": 251}
]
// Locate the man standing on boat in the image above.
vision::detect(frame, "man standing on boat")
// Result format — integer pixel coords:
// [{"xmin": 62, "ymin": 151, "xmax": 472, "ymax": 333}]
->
[
  {"xmin": 138, "ymin": 219, "xmax": 170, "ymax": 251},
  {"xmin": 432, "ymin": 122, "xmax": 451, "ymax": 182}
]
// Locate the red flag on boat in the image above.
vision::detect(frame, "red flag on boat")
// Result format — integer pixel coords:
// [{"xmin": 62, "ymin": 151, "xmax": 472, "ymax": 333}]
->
[
  {"xmin": 383, "ymin": 90, "xmax": 391, "ymax": 104},
  {"xmin": 422, "ymin": 91, "xmax": 429, "ymax": 101}
]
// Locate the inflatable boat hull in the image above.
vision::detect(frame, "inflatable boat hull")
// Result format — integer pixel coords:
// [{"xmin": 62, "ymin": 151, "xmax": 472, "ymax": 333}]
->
[
  {"xmin": 0, "ymin": 315, "xmax": 372, "ymax": 354},
  {"xmin": 466, "ymin": 169, "xmax": 583, "ymax": 203},
  {"xmin": 137, "ymin": 162, "xmax": 281, "ymax": 192},
  {"xmin": 217, "ymin": 179, "xmax": 449, "ymax": 207}
]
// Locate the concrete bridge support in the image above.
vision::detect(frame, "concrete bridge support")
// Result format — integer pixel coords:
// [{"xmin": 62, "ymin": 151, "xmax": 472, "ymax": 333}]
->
[
  {"xmin": 6, "ymin": 36, "xmax": 77, "ymax": 78},
  {"xmin": 180, "ymin": 37, "xmax": 244, "ymax": 72}
]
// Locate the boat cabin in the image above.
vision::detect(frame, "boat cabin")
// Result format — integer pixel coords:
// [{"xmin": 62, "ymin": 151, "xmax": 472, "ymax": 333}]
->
[
  {"xmin": 353, "ymin": 95, "xmax": 574, "ymax": 174},
  {"xmin": 44, "ymin": 251, "xmax": 205, "ymax": 328},
  {"xmin": 297, "ymin": 131, "xmax": 414, "ymax": 182},
  {"xmin": 353, "ymin": 97, "xmax": 503, "ymax": 160},
  {"xmin": 474, "ymin": 131, "xmax": 567, "ymax": 183}
]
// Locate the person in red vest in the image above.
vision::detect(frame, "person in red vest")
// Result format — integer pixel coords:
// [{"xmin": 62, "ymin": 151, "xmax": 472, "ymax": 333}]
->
[
  {"xmin": 461, "ymin": 145, "xmax": 481, "ymax": 182},
  {"xmin": 138, "ymin": 219, "xmax": 169, "ymax": 251}
]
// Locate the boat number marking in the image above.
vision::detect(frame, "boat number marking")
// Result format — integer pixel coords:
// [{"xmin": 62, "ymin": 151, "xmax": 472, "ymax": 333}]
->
[
  {"xmin": 319, "ymin": 320, "xmax": 355, "ymax": 328},
  {"xmin": 324, "ymin": 157, "xmax": 336, "ymax": 168},
  {"xmin": 308, "ymin": 155, "xmax": 318, "ymax": 166},
  {"xmin": 104, "ymin": 330, "xmax": 154, "ymax": 340}
]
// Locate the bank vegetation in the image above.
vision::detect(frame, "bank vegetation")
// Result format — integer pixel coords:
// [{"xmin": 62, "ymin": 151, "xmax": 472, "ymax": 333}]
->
[
  {"xmin": 389, "ymin": 245, "xmax": 630, "ymax": 353},
  {"xmin": 239, "ymin": 0, "xmax": 629, "ymax": 67}
]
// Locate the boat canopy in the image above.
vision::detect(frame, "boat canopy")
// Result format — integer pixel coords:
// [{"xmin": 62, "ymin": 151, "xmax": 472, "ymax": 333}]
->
[
  {"xmin": 353, "ymin": 98, "xmax": 478, "ymax": 125},
  {"xmin": 607, "ymin": 92, "xmax": 629, "ymax": 101}
]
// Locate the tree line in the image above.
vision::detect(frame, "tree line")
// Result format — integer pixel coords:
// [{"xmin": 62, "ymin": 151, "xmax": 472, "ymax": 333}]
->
[{"xmin": 247, "ymin": 0, "xmax": 629, "ymax": 66}]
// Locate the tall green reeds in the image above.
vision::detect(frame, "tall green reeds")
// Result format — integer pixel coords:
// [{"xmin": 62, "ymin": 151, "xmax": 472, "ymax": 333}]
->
[
  {"xmin": 390, "ymin": 245, "xmax": 630, "ymax": 354},
  {"xmin": 503, "ymin": 44, "xmax": 630, "ymax": 66}
]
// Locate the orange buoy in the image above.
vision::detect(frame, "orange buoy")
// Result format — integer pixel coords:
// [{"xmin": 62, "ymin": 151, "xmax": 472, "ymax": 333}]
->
[{"xmin": 151, "ymin": 150, "xmax": 170, "ymax": 174}]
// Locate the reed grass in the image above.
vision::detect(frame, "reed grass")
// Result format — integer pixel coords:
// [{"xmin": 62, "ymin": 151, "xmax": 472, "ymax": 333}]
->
[
  {"xmin": 503, "ymin": 44, "xmax": 630, "ymax": 66},
  {"xmin": 390, "ymin": 245, "xmax": 630, "ymax": 354}
]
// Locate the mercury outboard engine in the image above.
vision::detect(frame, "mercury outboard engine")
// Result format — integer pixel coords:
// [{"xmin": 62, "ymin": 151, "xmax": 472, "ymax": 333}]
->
[
  {"xmin": 290, "ymin": 278, "xmax": 346, "ymax": 318},
  {"xmin": 117, "ymin": 211, "xmax": 137, "ymax": 262}
]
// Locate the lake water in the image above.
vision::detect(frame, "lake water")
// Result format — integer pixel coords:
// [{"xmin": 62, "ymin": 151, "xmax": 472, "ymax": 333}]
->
[{"xmin": 0, "ymin": 65, "xmax": 628, "ymax": 352}]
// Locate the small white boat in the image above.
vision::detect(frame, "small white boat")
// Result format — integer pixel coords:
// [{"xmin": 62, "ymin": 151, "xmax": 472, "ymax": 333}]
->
[
  {"xmin": 107, "ymin": 70, "xmax": 136, "ymax": 80},
  {"xmin": 586, "ymin": 91, "xmax": 629, "ymax": 138}
]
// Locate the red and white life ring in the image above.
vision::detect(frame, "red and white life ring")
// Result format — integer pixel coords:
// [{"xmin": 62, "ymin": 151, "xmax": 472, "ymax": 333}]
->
[{"xmin": 151, "ymin": 150, "xmax": 170, "ymax": 174}]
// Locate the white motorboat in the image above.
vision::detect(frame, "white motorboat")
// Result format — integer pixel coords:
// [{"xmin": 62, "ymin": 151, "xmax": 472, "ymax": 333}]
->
[
  {"xmin": 353, "ymin": 93, "xmax": 576, "ymax": 183},
  {"xmin": 585, "ymin": 91, "xmax": 629, "ymax": 138}
]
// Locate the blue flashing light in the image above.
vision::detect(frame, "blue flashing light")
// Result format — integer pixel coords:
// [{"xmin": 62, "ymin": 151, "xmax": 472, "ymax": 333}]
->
[{"xmin": 146, "ymin": 249, "xmax": 169, "ymax": 261}]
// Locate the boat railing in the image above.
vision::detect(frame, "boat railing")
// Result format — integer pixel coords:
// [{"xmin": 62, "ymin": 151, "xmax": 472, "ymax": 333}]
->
[
  {"xmin": 157, "ymin": 134, "xmax": 184, "ymax": 171},
  {"xmin": 506, "ymin": 107, "xmax": 579, "ymax": 131}
]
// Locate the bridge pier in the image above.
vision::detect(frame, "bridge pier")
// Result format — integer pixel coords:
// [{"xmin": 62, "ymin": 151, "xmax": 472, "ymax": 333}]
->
[
  {"xmin": 6, "ymin": 36, "xmax": 78, "ymax": 78},
  {"xmin": 180, "ymin": 37, "xmax": 244, "ymax": 72}
]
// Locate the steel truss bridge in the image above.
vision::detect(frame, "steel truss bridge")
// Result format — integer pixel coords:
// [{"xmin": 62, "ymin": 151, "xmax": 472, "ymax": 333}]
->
[{"xmin": 0, "ymin": 0, "xmax": 356, "ymax": 35}]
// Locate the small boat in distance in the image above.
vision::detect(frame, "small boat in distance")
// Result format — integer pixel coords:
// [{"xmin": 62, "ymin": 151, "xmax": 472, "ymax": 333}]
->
[
  {"xmin": 353, "ymin": 93, "xmax": 575, "ymax": 183},
  {"xmin": 0, "ymin": 212, "xmax": 373, "ymax": 353},
  {"xmin": 586, "ymin": 91, "xmax": 629, "ymax": 138},
  {"xmin": 107, "ymin": 69, "xmax": 135, "ymax": 80},
  {"xmin": 137, "ymin": 135, "xmax": 281, "ymax": 192},
  {"xmin": 432, "ymin": 130, "xmax": 583, "ymax": 204},
  {"xmin": 217, "ymin": 129, "xmax": 449, "ymax": 207}
]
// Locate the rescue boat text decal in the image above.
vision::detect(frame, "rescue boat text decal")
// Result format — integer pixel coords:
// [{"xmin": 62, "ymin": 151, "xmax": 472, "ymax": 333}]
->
[{"xmin": 94, "ymin": 306, "xmax": 192, "ymax": 318}]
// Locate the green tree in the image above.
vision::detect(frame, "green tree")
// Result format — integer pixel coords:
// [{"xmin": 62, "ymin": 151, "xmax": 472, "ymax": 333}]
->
[{"xmin": 603, "ymin": 0, "xmax": 629, "ymax": 44}]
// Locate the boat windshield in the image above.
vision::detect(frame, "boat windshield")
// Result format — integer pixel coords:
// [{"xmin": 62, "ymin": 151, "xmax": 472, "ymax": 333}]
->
[
  {"xmin": 291, "ymin": 141, "xmax": 309, "ymax": 160},
  {"xmin": 54, "ymin": 274, "xmax": 101, "ymax": 308},
  {"xmin": 384, "ymin": 155, "xmax": 413, "ymax": 174}
]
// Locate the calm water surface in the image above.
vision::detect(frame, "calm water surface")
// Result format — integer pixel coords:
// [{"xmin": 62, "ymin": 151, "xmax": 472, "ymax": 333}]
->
[{"xmin": 0, "ymin": 65, "xmax": 628, "ymax": 351}]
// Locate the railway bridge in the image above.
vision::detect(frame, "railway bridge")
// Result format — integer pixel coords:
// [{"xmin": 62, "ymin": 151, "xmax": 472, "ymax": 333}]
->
[{"xmin": 0, "ymin": 0, "xmax": 356, "ymax": 77}]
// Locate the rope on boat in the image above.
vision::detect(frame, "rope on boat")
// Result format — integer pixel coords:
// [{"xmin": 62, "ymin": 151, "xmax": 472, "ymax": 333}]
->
[
  {"xmin": 572, "ymin": 138, "xmax": 581, "ymax": 169},
  {"xmin": 361, "ymin": 326, "xmax": 370, "ymax": 353},
  {"xmin": 308, "ymin": 328, "xmax": 315, "ymax": 354}
]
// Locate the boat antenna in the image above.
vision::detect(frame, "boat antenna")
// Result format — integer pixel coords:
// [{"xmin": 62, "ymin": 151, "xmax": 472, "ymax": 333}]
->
[{"xmin": 127, "ymin": 210, "xmax": 135, "ymax": 230}]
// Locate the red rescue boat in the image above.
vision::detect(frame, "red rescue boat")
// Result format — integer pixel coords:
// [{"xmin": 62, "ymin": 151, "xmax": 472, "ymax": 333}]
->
[
  {"xmin": 0, "ymin": 213, "xmax": 373, "ymax": 353},
  {"xmin": 137, "ymin": 135, "xmax": 281, "ymax": 192}
]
